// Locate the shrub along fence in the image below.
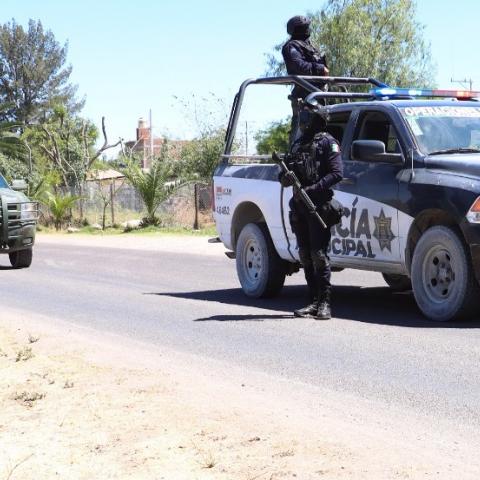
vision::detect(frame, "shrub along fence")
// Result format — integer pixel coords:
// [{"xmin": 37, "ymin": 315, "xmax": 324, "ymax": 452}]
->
[{"xmin": 48, "ymin": 181, "xmax": 214, "ymax": 229}]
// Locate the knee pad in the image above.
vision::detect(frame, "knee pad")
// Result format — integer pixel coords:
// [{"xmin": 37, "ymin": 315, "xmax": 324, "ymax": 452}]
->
[{"xmin": 311, "ymin": 250, "xmax": 329, "ymax": 271}]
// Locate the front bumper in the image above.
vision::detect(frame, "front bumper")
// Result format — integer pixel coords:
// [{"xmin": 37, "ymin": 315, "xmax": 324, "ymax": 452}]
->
[
  {"xmin": 0, "ymin": 196, "xmax": 37, "ymax": 252},
  {"xmin": 0, "ymin": 223, "xmax": 36, "ymax": 252}
]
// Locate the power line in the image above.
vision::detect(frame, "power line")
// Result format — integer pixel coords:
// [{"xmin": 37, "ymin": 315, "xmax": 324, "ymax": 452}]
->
[{"xmin": 451, "ymin": 77, "xmax": 474, "ymax": 91}]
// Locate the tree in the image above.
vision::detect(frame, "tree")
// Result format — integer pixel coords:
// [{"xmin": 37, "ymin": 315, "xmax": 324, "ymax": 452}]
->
[
  {"xmin": 254, "ymin": 119, "xmax": 290, "ymax": 155},
  {"xmin": 174, "ymin": 93, "xmax": 229, "ymax": 181},
  {"xmin": 89, "ymin": 169, "xmax": 125, "ymax": 230},
  {"xmin": 0, "ymin": 104, "xmax": 25, "ymax": 157},
  {"xmin": 267, "ymin": 0, "xmax": 435, "ymax": 87},
  {"xmin": 0, "ymin": 103, "xmax": 29, "ymax": 181},
  {"xmin": 123, "ymin": 149, "xmax": 175, "ymax": 226},
  {"xmin": 179, "ymin": 127, "xmax": 225, "ymax": 181},
  {"xmin": 23, "ymin": 108, "xmax": 120, "ymax": 188},
  {"xmin": 0, "ymin": 19, "xmax": 83, "ymax": 124}
]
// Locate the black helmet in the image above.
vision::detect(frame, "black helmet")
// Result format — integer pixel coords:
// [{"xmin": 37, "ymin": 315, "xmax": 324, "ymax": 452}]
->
[{"xmin": 286, "ymin": 15, "xmax": 311, "ymax": 36}]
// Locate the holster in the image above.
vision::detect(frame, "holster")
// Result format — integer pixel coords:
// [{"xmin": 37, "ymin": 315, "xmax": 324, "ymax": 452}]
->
[{"xmin": 319, "ymin": 199, "xmax": 344, "ymax": 227}]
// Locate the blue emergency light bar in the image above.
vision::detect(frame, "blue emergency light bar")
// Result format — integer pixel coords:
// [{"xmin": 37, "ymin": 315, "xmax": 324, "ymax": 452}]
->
[{"xmin": 371, "ymin": 87, "xmax": 480, "ymax": 100}]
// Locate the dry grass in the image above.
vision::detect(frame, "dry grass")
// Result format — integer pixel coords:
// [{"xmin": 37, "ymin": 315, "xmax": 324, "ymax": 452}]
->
[
  {"xmin": 15, "ymin": 346, "xmax": 34, "ymax": 362},
  {"xmin": 27, "ymin": 334, "xmax": 39, "ymax": 344},
  {"xmin": 13, "ymin": 391, "xmax": 45, "ymax": 407}
]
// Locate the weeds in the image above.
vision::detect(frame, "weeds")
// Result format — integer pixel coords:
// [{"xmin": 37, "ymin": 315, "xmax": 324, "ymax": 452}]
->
[
  {"xmin": 4, "ymin": 453, "xmax": 34, "ymax": 480},
  {"xmin": 192, "ymin": 441, "xmax": 217, "ymax": 469},
  {"xmin": 28, "ymin": 334, "xmax": 39, "ymax": 344},
  {"xmin": 13, "ymin": 391, "xmax": 45, "ymax": 407},
  {"xmin": 15, "ymin": 347, "xmax": 34, "ymax": 362}
]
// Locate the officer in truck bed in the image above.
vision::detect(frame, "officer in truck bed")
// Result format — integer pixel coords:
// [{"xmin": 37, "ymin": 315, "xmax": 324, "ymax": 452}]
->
[
  {"xmin": 279, "ymin": 112, "xmax": 343, "ymax": 320},
  {"xmin": 282, "ymin": 15, "xmax": 329, "ymax": 145}
]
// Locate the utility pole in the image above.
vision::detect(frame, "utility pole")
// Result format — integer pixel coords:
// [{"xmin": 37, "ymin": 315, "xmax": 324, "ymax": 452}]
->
[
  {"xmin": 149, "ymin": 109, "xmax": 154, "ymax": 166},
  {"xmin": 451, "ymin": 77, "xmax": 474, "ymax": 91},
  {"xmin": 245, "ymin": 121, "xmax": 248, "ymax": 155}
]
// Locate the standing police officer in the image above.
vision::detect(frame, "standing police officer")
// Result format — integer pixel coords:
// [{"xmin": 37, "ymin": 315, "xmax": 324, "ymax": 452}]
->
[
  {"xmin": 280, "ymin": 113, "xmax": 343, "ymax": 320},
  {"xmin": 282, "ymin": 16, "xmax": 329, "ymax": 144}
]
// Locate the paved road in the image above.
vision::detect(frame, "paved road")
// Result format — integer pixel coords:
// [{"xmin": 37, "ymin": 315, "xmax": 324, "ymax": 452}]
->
[{"xmin": 3, "ymin": 237, "xmax": 480, "ymax": 428}]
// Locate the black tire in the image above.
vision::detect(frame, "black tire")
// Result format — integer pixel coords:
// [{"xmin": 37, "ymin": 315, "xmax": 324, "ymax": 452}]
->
[
  {"xmin": 235, "ymin": 223, "xmax": 286, "ymax": 298},
  {"xmin": 382, "ymin": 273, "xmax": 412, "ymax": 292},
  {"xmin": 411, "ymin": 226, "xmax": 479, "ymax": 321},
  {"xmin": 9, "ymin": 247, "xmax": 33, "ymax": 269}
]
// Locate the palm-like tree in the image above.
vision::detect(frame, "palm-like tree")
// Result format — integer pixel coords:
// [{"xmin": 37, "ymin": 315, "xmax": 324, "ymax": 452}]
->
[
  {"xmin": 123, "ymin": 160, "xmax": 175, "ymax": 226},
  {"xmin": 44, "ymin": 191, "xmax": 80, "ymax": 230}
]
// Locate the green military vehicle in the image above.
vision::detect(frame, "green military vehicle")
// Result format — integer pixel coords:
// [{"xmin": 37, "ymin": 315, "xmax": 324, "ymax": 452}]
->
[{"xmin": 0, "ymin": 174, "xmax": 38, "ymax": 268}]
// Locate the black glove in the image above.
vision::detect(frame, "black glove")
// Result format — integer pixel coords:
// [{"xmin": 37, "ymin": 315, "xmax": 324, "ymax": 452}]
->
[{"xmin": 279, "ymin": 171, "xmax": 295, "ymax": 188}]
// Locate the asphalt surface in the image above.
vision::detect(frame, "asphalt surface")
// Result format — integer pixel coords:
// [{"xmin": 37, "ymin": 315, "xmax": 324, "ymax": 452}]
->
[{"xmin": 3, "ymin": 237, "xmax": 480, "ymax": 429}]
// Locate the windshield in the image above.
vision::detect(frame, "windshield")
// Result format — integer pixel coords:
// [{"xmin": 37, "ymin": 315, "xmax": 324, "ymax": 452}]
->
[
  {"xmin": 0, "ymin": 174, "xmax": 8, "ymax": 188},
  {"xmin": 400, "ymin": 105, "xmax": 480, "ymax": 155}
]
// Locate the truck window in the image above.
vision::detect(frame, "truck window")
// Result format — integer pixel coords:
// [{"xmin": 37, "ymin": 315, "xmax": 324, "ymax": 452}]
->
[
  {"xmin": 400, "ymin": 105, "xmax": 480, "ymax": 155},
  {"xmin": 326, "ymin": 112, "xmax": 351, "ymax": 145},
  {"xmin": 0, "ymin": 175, "xmax": 8, "ymax": 188},
  {"xmin": 355, "ymin": 111, "xmax": 401, "ymax": 153}
]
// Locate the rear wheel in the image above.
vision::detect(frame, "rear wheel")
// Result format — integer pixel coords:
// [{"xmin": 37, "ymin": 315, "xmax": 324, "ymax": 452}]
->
[
  {"xmin": 9, "ymin": 248, "xmax": 33, "ymax": 269},
  {"xmin": 382, "ymin": 273, "xmax": 412, "ymax": 292},
  {"xmin": 411, "ymin": 226, "xmax": 478, "ymax": 321},
  {"xmin": 235, "ymin": 223, "xmax": 286, "ymax": 298}
]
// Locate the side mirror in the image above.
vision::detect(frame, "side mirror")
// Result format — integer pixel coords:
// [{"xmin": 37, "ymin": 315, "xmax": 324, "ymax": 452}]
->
[
  {"xmin": 351, "ymin": 140, "xmax": 403, "ymax": 164},
  {"xmin": 11, "ymin": 179, "xmax": 27, "ymax": 191}
]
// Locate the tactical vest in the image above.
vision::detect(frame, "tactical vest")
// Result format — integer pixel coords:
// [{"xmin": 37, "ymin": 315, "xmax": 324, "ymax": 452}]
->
[
  {"xmin": 286, "ymin": 39, "xmax": 323, "ymax": 64},
  {"xmin": 289, "ymin": 132, "xmax": 330, "ymax": 186}
]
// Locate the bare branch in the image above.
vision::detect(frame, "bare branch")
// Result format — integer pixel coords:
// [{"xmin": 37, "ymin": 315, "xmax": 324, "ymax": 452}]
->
[{"xmin": 88, "ymin": 117, "xmax": 122, "ymax": 169}]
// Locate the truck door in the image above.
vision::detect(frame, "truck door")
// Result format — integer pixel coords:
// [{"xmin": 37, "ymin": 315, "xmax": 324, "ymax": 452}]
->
[{"xmin": 333, "ymin": 109, "xmax": 407, "ymax": 267}]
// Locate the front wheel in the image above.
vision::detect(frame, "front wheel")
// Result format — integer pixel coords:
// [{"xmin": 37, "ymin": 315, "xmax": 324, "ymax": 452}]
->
[
  {"xmin": 9, "ymin": 248, "xmax": 33, "ymax": 269},
  {"xmin": 411, "ymin": 226, "xmax": 479, "ymax": 321},
  {"xmin": 235, "ymin": 223, "xmax": 286, "ymax": 298}
]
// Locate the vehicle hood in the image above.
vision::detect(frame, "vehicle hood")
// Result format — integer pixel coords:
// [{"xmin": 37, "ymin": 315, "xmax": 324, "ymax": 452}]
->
[
  {"xmin": 0, "ymin": 188, "xmax": 29, "ymax": 203},
  {"xmin": 424, "ymin": 154, "xmax": 480, "ymax": 179}
]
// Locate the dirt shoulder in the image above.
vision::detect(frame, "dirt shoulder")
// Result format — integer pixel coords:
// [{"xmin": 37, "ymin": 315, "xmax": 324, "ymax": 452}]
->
[{"xmin": 1, "ymin": 308, "xmax": 479, "ymax": 479}]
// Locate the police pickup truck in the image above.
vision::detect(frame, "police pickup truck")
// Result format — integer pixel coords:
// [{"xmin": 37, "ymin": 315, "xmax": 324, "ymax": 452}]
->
[
  {"xmin": 0, "ymin": 175, "xmax": 37, "ymax": 268},
  {"xmin": 213, "ymin": 76, "xmax": 480, "ymax": 321}
]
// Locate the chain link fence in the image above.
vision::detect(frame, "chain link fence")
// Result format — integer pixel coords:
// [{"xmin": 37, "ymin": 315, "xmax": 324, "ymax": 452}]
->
[{"xmin": 51, "ymin": 181, "xmax": 214, "ymax": 229}]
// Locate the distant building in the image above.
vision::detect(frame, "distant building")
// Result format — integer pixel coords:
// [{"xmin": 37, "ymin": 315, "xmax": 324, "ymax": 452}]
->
[{"xmin": 125, "ymin": 118, "xmax": 188, "ymax": 169}]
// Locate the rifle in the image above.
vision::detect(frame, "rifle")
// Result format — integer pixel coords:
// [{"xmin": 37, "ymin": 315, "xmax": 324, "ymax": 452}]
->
[
  {"xmin": 272, "ymin": 151, "xmax": 327, "ymax": 229},
  {"xmin": 320, "ymin": 53, "xmax": 328, "ymax": 70}
]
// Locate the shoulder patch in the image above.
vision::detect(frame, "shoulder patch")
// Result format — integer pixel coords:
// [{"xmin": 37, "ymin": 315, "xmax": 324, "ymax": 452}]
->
[{"xmin": 331, "ymin": 142, "xmax": 340, "ymax": 153}]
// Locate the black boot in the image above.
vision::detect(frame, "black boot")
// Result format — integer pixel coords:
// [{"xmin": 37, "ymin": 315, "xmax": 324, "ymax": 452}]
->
[
  {"xmin": 315, "ymin": 290, "xmax": 331, "ymax": 320},
  {"xmin": 294, "ymin": 300, "xmax": 318, "ymax": 318}
]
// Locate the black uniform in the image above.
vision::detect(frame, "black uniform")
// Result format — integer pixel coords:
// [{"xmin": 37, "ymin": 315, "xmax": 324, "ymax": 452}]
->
[
  {"xmin": 282, "ymin": 37, "xmax": 328, "ymax": 145},
  {"xmin": 284, "ymin": 128, "xmax": 343, "ymax": 319},
  {"xmin": 282, "ymin": 39, "xmax": 327, "ymax": 98}
]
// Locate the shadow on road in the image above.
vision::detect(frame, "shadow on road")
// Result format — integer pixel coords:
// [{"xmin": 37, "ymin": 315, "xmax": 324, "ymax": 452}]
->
[
  {"xmin": 147, "ymin": 286, "xmax": 480, "ymax": 328},
  {"xmin": 195, "ymin": 314, "xmax": 293, "ymax": 322}
]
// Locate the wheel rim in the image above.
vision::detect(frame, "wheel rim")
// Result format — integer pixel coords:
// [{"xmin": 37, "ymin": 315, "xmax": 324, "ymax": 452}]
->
[
  {"xmin": 242, "ymin": 236, "xmax": 264, "ymax": 288},
  {"xmin": 422, "ymin": 245, "xmax": 456, "ymax": 304}
]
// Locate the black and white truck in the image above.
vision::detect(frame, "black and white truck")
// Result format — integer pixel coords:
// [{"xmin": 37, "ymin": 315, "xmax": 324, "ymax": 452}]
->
[{"xmin": 213, "ymin": 76, "xmax": 480, "ymax": 321}]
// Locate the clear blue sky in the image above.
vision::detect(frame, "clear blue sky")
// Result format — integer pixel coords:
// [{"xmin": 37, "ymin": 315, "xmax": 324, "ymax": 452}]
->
[{"xmin": 2, "ymin": 0, "xmax": 480, "ymax": 152}]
